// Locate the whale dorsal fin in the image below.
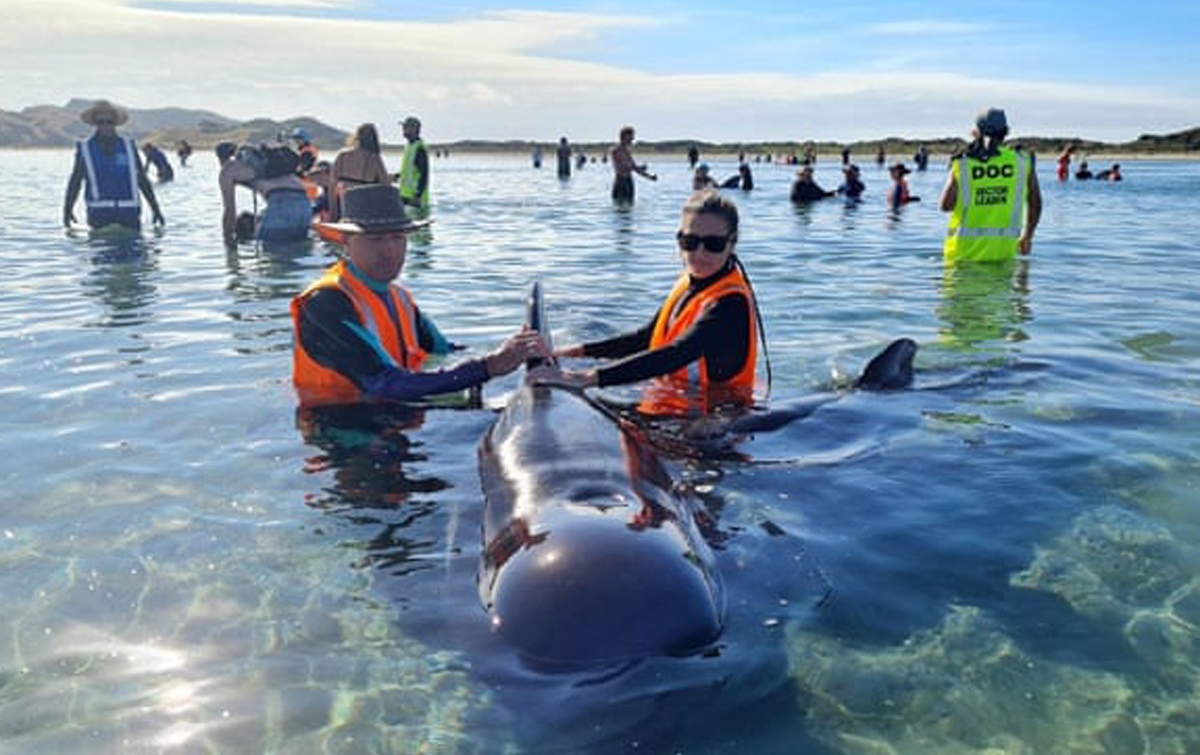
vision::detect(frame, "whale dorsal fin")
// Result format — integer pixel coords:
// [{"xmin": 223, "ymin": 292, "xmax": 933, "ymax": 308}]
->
[{"xmin": 525, "ymin": 280, "xmax": 555, "ymax": 369}]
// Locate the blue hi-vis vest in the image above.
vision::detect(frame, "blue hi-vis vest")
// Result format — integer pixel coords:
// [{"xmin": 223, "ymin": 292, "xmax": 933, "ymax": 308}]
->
[{"xmin": 78, "ymin": 136, "xmax": 141, "ymax": 227}]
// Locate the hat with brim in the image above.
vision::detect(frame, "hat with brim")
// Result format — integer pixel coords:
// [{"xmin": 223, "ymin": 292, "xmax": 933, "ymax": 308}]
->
[
  {"xmin": 317, "ymin": 184, "xmax": 432, "ymax": 235},
  {"xmin": 890, "ymin": 162, "xmax": 911, "ymax": 175},
  {"xmin": 80, "ymin": 99, "xmax": 128, "ymax": 126}
]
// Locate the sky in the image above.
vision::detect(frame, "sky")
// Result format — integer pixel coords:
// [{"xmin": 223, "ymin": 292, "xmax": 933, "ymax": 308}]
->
[{"xmin": 4, "ymin": 0, "xmax": 1199, "ymax": 144}]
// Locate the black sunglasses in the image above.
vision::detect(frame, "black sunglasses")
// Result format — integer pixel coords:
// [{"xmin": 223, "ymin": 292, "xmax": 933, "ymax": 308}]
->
[{"xmin": 676, "ymin": 230, "xmax": 732, "ymax": 253}]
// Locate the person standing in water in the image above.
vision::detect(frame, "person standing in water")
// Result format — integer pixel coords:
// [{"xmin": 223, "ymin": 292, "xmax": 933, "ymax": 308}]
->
[
  {"xmin": 327, "ymin": 123, "xmax": 390, "ymax": 221},
  {"xmin": 141, "ymin": 142, "xmax": 174, "ymax": 183},
  {"xmin": 556, "ymin": 136, "xmax": 572, "ymax": 179},
  {"xmin": 939, "ymin": 107, "xmax": 1042, "ymax": 263},
  {"xmin": 610, "ymin": 125, "xmax": 657, "ymax": 203},
  {"xmin": 397, "ymin": 116, "xmax": 430, "ymax": 214},
  {"xmin": 62, "ymin": 99, "xmax": 165, "ymax": 232}
]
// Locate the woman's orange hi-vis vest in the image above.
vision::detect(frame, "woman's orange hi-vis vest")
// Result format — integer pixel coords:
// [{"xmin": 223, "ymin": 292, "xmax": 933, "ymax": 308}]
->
[
  {"xmin": 291, "ymin": 260, "xmax": 428, "ymax": 406},
  {"xmin": 649, "ymin": 266, "xmax": 757, "ymax": 390}
]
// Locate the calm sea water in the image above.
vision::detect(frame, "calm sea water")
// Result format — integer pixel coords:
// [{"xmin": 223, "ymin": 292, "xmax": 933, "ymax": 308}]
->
[{"xmin": 2, "ymin": 149, "xmax": 1199, "ymax": 755}]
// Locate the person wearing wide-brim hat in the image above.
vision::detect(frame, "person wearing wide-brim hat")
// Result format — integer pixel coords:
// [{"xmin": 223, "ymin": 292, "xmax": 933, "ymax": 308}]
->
[
  {"xmin": 63, "ymin": 99, "xmax": 165, "ymax": 231},
  {"xmin": 939, "ymin": 107, "xmax": 1042, "ymax": 263},
  {"xmin": 291, "ymin": 184, "xmax": 547, "ymax": 407},
  {"xmin": 887, "ymin": 162, "xmax": 919, "ymax": 208}
]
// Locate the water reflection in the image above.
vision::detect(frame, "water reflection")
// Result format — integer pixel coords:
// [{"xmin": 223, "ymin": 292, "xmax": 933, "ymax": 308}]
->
[
  {"xmin": 296, "ymin": 403, "xmax": 462, "ymax": 578},
  {"xmin": 608, "ymin": 202, "xmax": 637, "ymax": 257},
  {"xmin": 224, "ymin": 238, "xmax": 317, "ymax": 303},
  {"xmin": 80, "ymin": 239, "xmax": 161, "ymax": 327},
  {"xmin": 935, "ymin": 259, "xmax": 1032, "ymax": 351}
]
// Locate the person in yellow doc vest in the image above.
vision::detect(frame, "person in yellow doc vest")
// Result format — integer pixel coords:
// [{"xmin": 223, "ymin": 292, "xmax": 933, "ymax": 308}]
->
[
  {"xmin": 940, "ymin": 108, "xmax": 1042, "ymax": 263},
  {"xmin": 396, "ymin": 116, "xmax": 430, "ymax": 213}
]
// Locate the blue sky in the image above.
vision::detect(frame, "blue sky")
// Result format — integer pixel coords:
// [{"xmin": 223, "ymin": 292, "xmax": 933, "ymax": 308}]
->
[{"xmin": 4, "ymin": 0, "xmax": 1198, "ymax": 143}]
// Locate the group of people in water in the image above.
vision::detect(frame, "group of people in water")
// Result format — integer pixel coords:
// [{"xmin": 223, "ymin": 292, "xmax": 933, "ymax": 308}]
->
[
  {"xmin": 1056, "ymin": 144, "xmax": 1123, "ymax": 182},
  {"xmin": 61, "ymin": 100, "xmax": 432, "ymax": 247},
  {"xmin": 291, "ymin": 106, "xmax": 1045, "ymax": 413},
  {"xmin": 62, "ymin": 98, "xmax": 1046, "ymax": 417}
]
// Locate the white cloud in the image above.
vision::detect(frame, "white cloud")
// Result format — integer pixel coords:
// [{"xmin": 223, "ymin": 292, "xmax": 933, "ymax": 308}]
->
[{"xmin": 2, "ymin": 0, "xmax": 1198, "ymax": 143}]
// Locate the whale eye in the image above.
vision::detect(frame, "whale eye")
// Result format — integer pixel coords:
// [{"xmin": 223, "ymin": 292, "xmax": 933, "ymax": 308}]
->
[{"xmin": 567, "ymin": 485, "xmax": 630, "ymax": 510}]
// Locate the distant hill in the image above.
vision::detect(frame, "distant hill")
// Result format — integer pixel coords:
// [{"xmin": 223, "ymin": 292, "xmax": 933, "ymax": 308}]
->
[
  {"xmin": 0, "ymin": 99, "xmax": 349, "ymax": 152},
  {"xmin": 2, "ymin": 99, "xmax": 1197, "ymax": 159}
]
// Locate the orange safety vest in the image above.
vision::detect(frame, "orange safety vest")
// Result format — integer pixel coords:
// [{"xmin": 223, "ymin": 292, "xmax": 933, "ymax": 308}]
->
[
  {"xmin": 290, "ymin": 260, "xmax": 428, "ymax": 406},
  {"xmin": 643, "ymin": 266, "xmax": 757, "ymax": 414}
]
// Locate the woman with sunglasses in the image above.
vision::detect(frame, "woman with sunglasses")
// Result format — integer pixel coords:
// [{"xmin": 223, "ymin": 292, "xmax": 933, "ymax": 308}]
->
[{"xmin": 546, "ymin": 190, "xmax": 760, "ymax": 412}]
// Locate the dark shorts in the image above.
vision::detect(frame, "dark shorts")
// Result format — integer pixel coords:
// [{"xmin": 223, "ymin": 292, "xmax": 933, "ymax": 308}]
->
[{"xmin": 612, "ymin": 174, "xmax": 634, "ymax": 202}]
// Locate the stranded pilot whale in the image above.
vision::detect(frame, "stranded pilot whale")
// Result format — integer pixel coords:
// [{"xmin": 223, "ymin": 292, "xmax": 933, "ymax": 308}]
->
[
  {"xmin": 476, "ymin": 284, "xmax": 918, "ymax": 666},
  {"xmin": 477, "ymin": 283, "xmax": 724, "ymax": 667}
]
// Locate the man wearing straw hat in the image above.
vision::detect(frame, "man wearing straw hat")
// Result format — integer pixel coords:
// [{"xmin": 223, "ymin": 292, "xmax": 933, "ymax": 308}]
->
[
  {"xmin": 62, "ymin": 99, "xmax": 165, "ymax": 232},
  {"xmin": 291, "ymin": 184, "xmax": 547, "ymax": 406}
]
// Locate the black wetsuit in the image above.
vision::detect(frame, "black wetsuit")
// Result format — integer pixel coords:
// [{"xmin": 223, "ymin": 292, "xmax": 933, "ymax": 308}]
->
[
  {"xmin": 581, "ymin": 260, "xmax": 752, "ymax": 387},
  {"xmin": 790, "ymin": 179, "xmax": 833, "ymax": 203}
]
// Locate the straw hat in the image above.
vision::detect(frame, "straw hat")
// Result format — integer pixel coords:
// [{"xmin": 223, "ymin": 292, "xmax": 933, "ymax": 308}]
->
[{"xmin": 80, "ymin": 99, "xmax": 128, "ymax": 126}]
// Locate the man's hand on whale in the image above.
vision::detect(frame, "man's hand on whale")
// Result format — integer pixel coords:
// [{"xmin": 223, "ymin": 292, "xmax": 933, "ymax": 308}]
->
[{"xmin": 484, "ymin": 327, "xmax": 550, "ymax": 378}]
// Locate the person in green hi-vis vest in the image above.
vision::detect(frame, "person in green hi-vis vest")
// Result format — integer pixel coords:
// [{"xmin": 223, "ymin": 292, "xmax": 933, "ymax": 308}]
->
[
  {"xmin": 397, "ymin": 115, "xmax": 429, "ymax": 214},
  {"xmin": 939, "ymin": 107, "xmax": 1042, "ymax": 264}
]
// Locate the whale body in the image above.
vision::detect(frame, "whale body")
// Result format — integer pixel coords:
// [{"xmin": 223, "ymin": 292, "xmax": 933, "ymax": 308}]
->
[
  {"xmin": 478, "ymin": 383, "xmax": 724, "ymax": 666},
  {"xmin": 477, "ymin": 283, "xmax": 723, "ymax": 667}
]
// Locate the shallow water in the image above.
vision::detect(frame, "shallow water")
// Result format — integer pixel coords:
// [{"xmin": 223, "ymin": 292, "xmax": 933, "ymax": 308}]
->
[{"xmin": 2, "ymin": 149, "xmax": 1199, "ymax": 754}]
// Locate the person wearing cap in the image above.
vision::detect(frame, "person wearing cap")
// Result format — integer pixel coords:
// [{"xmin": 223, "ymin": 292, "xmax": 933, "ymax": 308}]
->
[
  {"xmin": 291, "ymin": 184, "xmax": 547, "ymax": 406},
  {"xmin": 837, "ymin": 164, "xmax": 866, "ymax": 200},
  {"xmin": 887, "ymin": 162, "xmax": 919, "ymax": 209},
  {"xmin": 692, "ymin": 162, "xmax": 718, "ymax": 191},
  {"xmin": 62, "ymin": 99, "xmax": 165, "ymax": 232},
  {"xmin": 789, "ymin": 164, "xmax": 835, "ymax": 203},
  {"xmin": 610, "ymin": 125, "xmax": 657, "ymax": 203},
  {"xmin": 939, "ymin": 107, "xmax": 1042, "ymax": 263},
  {"xmin": 541, "ymin": 190, "xmax": 760, "ymax": 415},
  {"xmin": 291, "ymin": 127, "xmax": 319, "ymax": 174},
  {"xmin": 397, "ymin": 116, "xmax": 430, "ymax": 213},
  {"xmin": 218, "ymin": 143, "xmax": 312, "ymax": 246}
]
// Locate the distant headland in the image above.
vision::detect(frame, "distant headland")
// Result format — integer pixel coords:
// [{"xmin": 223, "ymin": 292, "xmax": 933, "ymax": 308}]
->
[{"xmin": 3, "ymin": 98, "xmax": 1197, "ymax": 159}]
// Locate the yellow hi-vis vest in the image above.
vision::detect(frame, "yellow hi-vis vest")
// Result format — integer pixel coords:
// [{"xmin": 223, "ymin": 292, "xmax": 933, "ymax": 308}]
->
[
  {"xmin": 398, "ymin": 138, "xmax": 429, "ymax": 212},
  {"xmin": 944, "ymin": 146, "xmax": 1030, "ymax": 263}
]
